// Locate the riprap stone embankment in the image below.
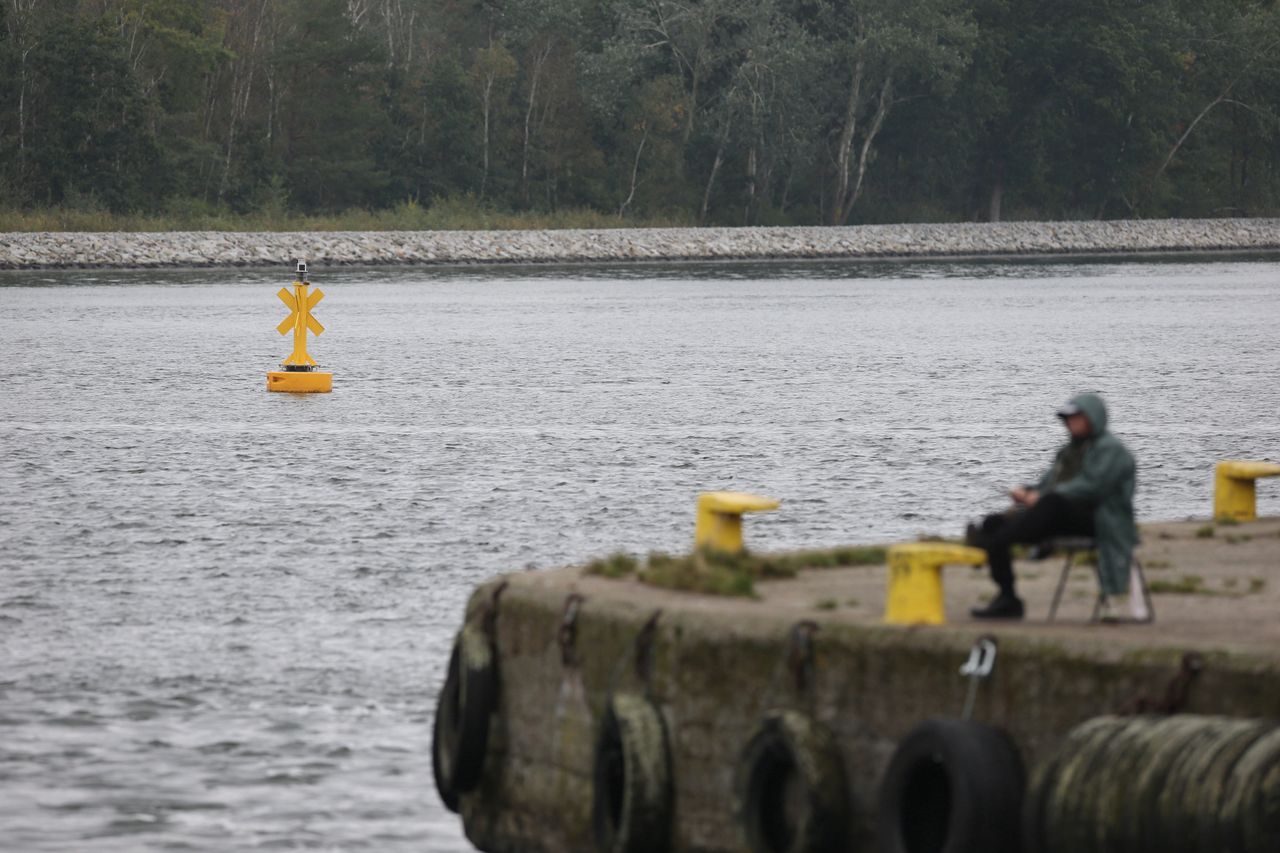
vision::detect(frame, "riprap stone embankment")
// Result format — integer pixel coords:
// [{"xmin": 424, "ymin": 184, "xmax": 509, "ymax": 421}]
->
[{"xmin": 2, "ymin": 218, "xmax": 1279, "ymax": 269}]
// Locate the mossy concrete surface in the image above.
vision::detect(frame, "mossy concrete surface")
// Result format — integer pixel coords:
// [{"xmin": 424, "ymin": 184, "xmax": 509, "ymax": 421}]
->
[{"xmin": 453, "ymin": 518, "xmax": 1280, "ymax": 852}]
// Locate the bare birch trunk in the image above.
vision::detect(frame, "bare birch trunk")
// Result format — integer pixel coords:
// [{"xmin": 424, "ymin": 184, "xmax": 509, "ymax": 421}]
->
[
  {"xmin": 684, "ymin": 69, "xmax": 700, "ymax": 142},
  {"xmin": 379, "ymin": 0, "xmax": 417, "ymax": 72},
  {"xmin": 16, "ymin": 47, "xmax": 27, "ymax": 158},
  {"xmin": 618, "ymin": 125, "xmax": 648, "ymax": 218},
  {"xmin": 1152, "ymin": 83, "xmax": 1236, "ymax": 186},
  {"xmin": 522, "ymin": 41, "xmax": 553, "ymax": 204},
  {"xmin": 840, "ymin": 75, "xmax": 892, "ymax": 224},
  {"xmin": 220, "ymin": 1, "xmax": 265, "ymax": 201},
  {"xmin": 988, "ymin": 158, "xmax": 1004, "ymax": 222},
  {"xmin": 831, "ymin": 54, "xmax": 865, "ymax": 224},
  {"xmin": 481, "ymin": 76, "xmax": 494, "ymax": 200},
  {"xmin": 7, "ymin": 0, "xmax": 41, "ymax": 172},
  {"xmin": 699, "ymin": 144, "xmax": 724, "ymax": 225}
]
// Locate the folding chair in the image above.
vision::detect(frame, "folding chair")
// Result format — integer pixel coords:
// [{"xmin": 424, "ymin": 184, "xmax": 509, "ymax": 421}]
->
[{"xmin": 1046, "ymin": 536, "xmax": 1154, "ymax": 623}]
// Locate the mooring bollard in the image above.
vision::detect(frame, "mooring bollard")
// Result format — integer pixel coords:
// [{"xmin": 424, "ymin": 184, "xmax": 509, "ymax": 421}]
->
[
  {"xmin": 267, "ymin": 259, "xmax": 333, "ymax": 393},
  {"xmin": 694, "ymin": 491, "xmax": 780, "ymax": 553},
  {"xmin": 884, "ymin": 543, "xmax": 988, "ymax": 625},
  {"xmin": 1213, "ymin": 460, "xmax": 1280, "ymax": 521}
]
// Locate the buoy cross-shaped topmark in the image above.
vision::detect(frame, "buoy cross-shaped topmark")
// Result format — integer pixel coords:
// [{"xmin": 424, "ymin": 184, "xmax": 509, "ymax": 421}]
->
[{"xmin": 276, "ymin": 283, "xmax": 325, "ymax": 367}]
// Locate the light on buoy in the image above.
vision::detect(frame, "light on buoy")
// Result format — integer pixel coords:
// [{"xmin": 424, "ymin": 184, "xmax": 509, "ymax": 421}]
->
[{"xmin": 267, "ymin": 260, "xmax": 333, "ymax": 393}]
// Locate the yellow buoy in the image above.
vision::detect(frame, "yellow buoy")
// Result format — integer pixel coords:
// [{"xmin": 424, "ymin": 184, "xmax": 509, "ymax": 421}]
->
[
  {"xmin": 266, "ymin": 370, "xmax": 333, "ymax": 392},
  {"xmin": 267, "ymin": 260, "xmax": 332, "ymax": 393}
]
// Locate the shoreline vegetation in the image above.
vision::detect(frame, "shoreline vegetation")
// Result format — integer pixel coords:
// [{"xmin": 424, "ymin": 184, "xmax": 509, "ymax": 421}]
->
[
  {"xmin": 4, "ymin": 3, "xmax": 1280, "ymax": 234},
  {"xmin": 0, "ymin": 198, "xmax": 695, "ymax": 235}
]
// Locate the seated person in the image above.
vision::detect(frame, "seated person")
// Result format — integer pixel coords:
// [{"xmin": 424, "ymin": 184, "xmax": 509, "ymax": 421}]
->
[{"xmin": 967, "ymin": 393, "xmax": 1140, "ymax": 620}]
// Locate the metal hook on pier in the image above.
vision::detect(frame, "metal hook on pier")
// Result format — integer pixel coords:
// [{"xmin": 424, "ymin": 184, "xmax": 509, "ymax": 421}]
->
[
  {"xmin": 634, "ymin": 610, "xmax": 662, "ymax": 688},
  {"xmin": 787, "ymin": 620, "xmax": 820, "ymax": 693},
  {"xmin": 1118, "ymin": 651, "xmax": 1204, "ymax": 715},
  {"xmin": 959, "ymin": 635, "xmax": 998, "ymax": 720},
  {"xmin": 558, "ymin": 593, "xmax": 584, "ymax": 667}
]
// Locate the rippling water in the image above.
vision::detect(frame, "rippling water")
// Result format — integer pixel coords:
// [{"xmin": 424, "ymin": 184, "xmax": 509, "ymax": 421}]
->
[{"xmin": 2, "ymin": 257, "xmax": 1279, "ymax": 851}]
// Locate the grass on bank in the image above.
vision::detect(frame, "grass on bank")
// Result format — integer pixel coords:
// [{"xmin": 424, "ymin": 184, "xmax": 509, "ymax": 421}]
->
[
  {"xmin": 584, "ymin": 545, "xmax": 887, "ymax": 597},
  {"xmin": 0, "ymin": 197, "xmax": 695, "ymax": 233},
  {"xmin": 1146, "ymin": 574, "xmax": 1267, "ymax": 597}
]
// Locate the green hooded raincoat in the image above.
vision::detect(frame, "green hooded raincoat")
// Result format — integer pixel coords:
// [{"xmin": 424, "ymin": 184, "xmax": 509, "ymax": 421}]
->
[{"xmin": 1033, "ymin": 393, "xmax": 1137, "ymax": 596}]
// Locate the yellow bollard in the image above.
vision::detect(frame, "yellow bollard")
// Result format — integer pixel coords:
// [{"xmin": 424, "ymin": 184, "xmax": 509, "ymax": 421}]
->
[
  {"xmin": 267, "ymin": 260, "xmax": 333, "ymax": 393},
  {"xmin": 1214, "ymin": 460, "xmax": 1280, "ymax": 522},
  {"xmin": 694, "ymin": 492, "xmax": 780, "ymax": 553},
  {"xmin": 884, "ymin": 543, "xmax": 988, "ymax": 626}
]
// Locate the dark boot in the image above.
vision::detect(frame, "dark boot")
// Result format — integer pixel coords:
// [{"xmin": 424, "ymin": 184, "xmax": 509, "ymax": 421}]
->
[
  {"xmin": 964, "ymin": 520, "xmax": 984, "ymax": 547},
  {"xmin": 971, "ymin": 593, "xmax": 1025, "ymax": 620}
]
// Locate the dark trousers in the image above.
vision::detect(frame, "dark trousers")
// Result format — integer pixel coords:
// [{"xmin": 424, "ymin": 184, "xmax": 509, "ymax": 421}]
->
[{"xmin": 976, "ymin": 493, "xmax": 1095, "ymax": 596}]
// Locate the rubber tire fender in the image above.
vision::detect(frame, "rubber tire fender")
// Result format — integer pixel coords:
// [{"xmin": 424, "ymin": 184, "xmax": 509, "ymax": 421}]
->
[
  {"xmin": 592, "ymin": 692, "xmax": 674, "ymax": 853},
  {"xmin": 432, "ymin": 622, "xmax": 496, "ymax": 813},
  {"xmin": 877, "ymin": 717, "xmax": 1025, "ymax": 853},
  {"xmin": 735, "ymin": 709, "xmax": 850, "ymax": 853},
  {"xmin": 1022, "ymin": 716, "xmax": 1125, "ymax": 853}
]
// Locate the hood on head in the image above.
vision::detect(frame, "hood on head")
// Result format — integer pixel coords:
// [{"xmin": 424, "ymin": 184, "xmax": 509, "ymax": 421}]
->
[{"xmin": 1065, "ymin": 392, "xmax": 1108, "ymax": 435}]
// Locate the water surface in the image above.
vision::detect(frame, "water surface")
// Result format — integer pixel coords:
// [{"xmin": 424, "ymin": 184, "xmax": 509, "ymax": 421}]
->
[{"xmin": 2, "ymin": 258, "xmax": 1278, "ymax": 850}]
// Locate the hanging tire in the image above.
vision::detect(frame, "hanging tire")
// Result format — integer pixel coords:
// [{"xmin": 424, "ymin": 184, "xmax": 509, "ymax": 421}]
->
[
  {"xmin": 1224, "ymin": 726, "xmax": 1280, "ymax": 853},
  {"xmin": 877, "ymin": 717, "xmax": 1025, "ymax": 853},
  {"xmin": 592, "ymin": 693, "xmax": 674, "ymax": 853},
  {"xmin": 432, "ymin": 623, "xmax": 496, "ymax": 812},
  {"xmin": 736, "ymin": 710, "xmax": 849, "ymax": 853},
  {"xmin": 1025, "ymin": 715, "xmax": 1279, "ymax": 853}
]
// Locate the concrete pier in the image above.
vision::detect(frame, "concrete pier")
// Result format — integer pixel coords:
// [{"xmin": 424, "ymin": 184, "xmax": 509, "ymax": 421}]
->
[{"xmin": 448, "ymin": 517, "xmax": 1280, "ymax": 852}]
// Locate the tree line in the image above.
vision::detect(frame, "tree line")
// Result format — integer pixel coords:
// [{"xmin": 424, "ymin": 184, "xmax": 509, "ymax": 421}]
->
[{"xmin": 2, "ymin": 0, "xmax": 1279, "ymax": 226}]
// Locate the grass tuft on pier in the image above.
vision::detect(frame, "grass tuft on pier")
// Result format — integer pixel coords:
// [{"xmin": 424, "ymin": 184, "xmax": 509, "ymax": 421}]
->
[{"xmin": 583, "ymin": 544, "xmax": 887, "ymax": 597}]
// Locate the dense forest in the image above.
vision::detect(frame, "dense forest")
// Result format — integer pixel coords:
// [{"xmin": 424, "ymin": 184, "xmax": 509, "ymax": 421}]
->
[{"xmin": 3, "ymin": 0, "xmax": 1280, "ymax": 226}]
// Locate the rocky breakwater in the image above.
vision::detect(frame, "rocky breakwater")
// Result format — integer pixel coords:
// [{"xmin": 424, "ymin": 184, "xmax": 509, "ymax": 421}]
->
[{"xmin": 2, "ymin": 218, "xmax": 1280, "ymax": 269}]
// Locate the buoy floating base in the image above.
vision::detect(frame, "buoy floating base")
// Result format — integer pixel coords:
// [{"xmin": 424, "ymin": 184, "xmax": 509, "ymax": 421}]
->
[{"xmin": 267, "ymin": 370, "xmax": 333, "ymax": 393}]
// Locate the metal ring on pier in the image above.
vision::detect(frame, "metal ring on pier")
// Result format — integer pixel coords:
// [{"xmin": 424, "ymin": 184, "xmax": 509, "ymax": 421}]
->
[
  {"xmin": 877, "ymin": 717, "xmax": 1025, "ymax": 853},
  {"xmin": 431, "ymin": 622, "xmax": 497, "ymax": 812},
  {"xmin": 592, "ymin": 692, "xmax": 674, "ymax": 853},
  {"xmin": 735, "ymin": 710, "xmax": 849, "ymax": 853}
]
